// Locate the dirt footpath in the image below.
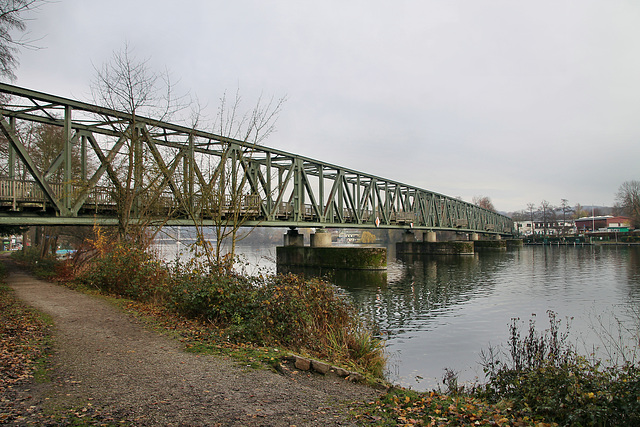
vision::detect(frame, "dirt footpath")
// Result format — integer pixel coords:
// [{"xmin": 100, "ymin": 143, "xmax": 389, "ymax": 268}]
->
[{"xmin": 5, "ymin": 264, "xmax": 381, "ymax": 426}]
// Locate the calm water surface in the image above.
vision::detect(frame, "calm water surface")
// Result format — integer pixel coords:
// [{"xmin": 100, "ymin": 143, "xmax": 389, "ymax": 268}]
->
[
  {"xmin": 350, "ymin": 246, "xmax": 640, "ymax": 390},
  {"xmin": 157, "ymin": 243, "xmax": 640, "ymax": 391}
]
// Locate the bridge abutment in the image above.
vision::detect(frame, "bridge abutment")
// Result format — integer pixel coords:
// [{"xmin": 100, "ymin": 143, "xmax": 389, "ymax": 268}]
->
[
  {"xmin": 397, "ymin": 240, "xmax": 475, "ymax": 256},
  {"xmin": 473, "ymin": 240, "xmax": 507, "ymax": 251}
]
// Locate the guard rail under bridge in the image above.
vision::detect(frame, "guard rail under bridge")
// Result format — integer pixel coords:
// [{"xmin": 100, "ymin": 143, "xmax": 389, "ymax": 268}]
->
[{"xmin": 0, "ymin": 84, "xmax": 513, "ymax": 236}]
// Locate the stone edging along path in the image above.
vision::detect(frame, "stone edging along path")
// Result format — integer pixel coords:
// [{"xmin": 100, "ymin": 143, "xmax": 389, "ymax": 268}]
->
[{"xmin": 5, "ymin": 263, "xmax": 382, "ymax": 426}]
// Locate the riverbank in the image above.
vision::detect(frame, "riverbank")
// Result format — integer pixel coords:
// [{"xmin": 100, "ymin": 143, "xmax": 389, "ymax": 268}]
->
[
  {"xmin": 0, "ymin": 259, "xmax": 553, "ymax": 426},
  {"xmin": 5, "ymin": 254, "xmax": 639, "ymax": 425},
  {"xmin": 1, "ymin": 260, "xmax": 382, "ymax": 425}
]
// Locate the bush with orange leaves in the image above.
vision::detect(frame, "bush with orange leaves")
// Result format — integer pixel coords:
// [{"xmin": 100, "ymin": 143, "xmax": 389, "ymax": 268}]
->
[{"xmin": 78, "ymin": 227, "xmax": 169, "ymax": 302}]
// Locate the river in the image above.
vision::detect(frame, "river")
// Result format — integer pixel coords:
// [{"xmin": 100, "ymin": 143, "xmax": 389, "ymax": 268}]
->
[{"xmin": 156, "ymin": 242, "xmax": 640, "ymax": 391}]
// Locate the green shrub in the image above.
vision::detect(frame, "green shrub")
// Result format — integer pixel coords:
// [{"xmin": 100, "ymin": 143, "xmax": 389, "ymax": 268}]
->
[
  {"xmin": 165, "ymin": 268, "xmax": 386, "ymax": 378},
  {"xmin": 78, "ymin": 234, "xmax": 168, "ymax": 302},
  {"xmin": 166, "ymin": 263, "xmax": 257, "ymax": 326},
  {"xmin": 476, "ymin": 311, "xmax": 640, "ymax": 425},
  {"xmin": 246, "ymin": 274, "xmax": 386, "ymax": 377},
  {"xmin": 251, "ymin": 274, "xmax": 353, "ymax": 347}
]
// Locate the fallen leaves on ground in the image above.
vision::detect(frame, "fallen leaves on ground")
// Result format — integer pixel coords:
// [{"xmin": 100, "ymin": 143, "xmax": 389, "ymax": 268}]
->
[
  {"xmin": 0, "ymin": 284, "xmax": 51, "ymax": 424},
  {"xmin": 0, "ymin": 284, "xmax": 49, "ymax": 392},
  {"xmin": 354, "ymin": 388, "xmax": 558, "ymax": 426}
]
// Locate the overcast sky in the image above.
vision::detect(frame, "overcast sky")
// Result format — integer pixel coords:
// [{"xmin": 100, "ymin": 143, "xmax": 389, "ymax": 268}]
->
[{"xmin": 11, "ymin": 0, "xmax": 640, "ymax": 213}]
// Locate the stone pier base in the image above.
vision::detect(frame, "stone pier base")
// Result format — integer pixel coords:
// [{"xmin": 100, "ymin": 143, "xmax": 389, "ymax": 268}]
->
[
  {"xmin": 310, "ymin": 229, "xmax": 332, "ymax": 247},
  {"xmin": 506, "ymin": 239, "xmax": 524, "ymax": 249},
  {"xmin": 276, "ymin": 246, "xmax": 387, "ymax": 270},
  {"xmin": 396, "ymin": 241, "xmax": 474, "ymax": 255},
  {"xmin": 473, "ymin": 240, "xmax": 508, "ymax": 251}
]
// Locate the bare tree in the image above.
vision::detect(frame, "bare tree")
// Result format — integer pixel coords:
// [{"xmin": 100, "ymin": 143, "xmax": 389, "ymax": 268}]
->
[
  {"xmin": 0, "ymin": 120, "xmax": 93, "ymax": 255},
  {"xmin": 27, "ymin": 122, "xmax": 84, "ymax": 256},
  {"xmin": 90, "ymin": 44, "xmax": 186, "ymax": 245},
  {"xmin": 0, "ymin": 0, "xmax": 44, "ymax": 80},
  {"xmin": 184, "ymin": 89, "xmax": 286, "ymax": 271},
  {"xmin": 91, "ymin": 44, "xmax": 285, "ymax": 265},
  {"xmin": 472, "ymin": 195, "xmax": 496, "ymax": 212},
  {"xmin": 616, "ymin": 180, "xmax": 640, "ymax": 227},
  {"xmin": 538, "ymin": 200, "xmax": 554, "ymax": 236},
  {"xmin": 91, "ymin": 43, "xmax": 180, "ymax": 121},
  {"xmin": 508, "ymin": 210, "xmax": 525, "ymax": 221},
  {"xmin": 526, "ymin": 202, "xmax": 536, "ymax": 235},
  {"xmin": 559, "ymin": 198, "xmax": 572, "ymax": 237}
]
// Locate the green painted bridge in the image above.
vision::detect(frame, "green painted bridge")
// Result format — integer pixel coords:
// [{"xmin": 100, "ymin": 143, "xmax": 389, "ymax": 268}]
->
[{"xmin": 0, "ymin": 84, "xmax": 513, "ymax": 236}]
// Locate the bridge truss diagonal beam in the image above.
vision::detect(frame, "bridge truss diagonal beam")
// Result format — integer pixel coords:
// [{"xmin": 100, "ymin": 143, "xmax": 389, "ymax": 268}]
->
[{"xmin": 0, "ymin": 83, "xmax": 513, "ymax": 235}]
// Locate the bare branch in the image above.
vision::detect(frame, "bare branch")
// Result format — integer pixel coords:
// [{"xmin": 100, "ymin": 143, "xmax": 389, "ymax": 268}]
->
[
  {"xmin": 616, "ymin": 180, "xmax": 640, "ymax": 227},
  {"xmin": 0, "ymin": 0, "xmax": 46, "ymax": 80}
]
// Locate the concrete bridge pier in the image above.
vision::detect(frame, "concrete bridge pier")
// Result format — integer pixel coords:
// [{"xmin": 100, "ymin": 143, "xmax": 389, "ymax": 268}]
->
[
  {"xmin": 469, "ymin": 233, "xmax": 479, "ymax": 241},
  {"xmin": 283, "ymin": 227, "xmax": 304, "ymax": 247},
  {"xmin": 423, "ymin": 231, "xmax": 437, "ymax": 242},
  {"xmin": 403, "ymin": 230, "xmax": 416, "ymax": 242},
  {"xmin": 473, "ymin": 233, "xmax": 507, "ymax": 251},
  {"xmin": 310, "ymin": 228, "xmax": 332, "ymax": 247},
  {"xmin": 277, "ymin": 228, "xmax": 387, "ymax": 270},
  {"xmin": 397, "ymin": 229, "xmax": 474, "ymax": 255}
]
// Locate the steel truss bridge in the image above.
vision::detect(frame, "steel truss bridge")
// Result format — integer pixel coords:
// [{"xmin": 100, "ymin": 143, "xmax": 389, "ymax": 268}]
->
[{"xmin": 0, "ymin": 83, "xmax": 513, "ymax": 236}]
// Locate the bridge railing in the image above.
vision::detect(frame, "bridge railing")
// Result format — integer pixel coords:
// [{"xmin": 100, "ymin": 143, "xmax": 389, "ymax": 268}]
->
[
  {"xmin": 0, "ymin": 178, "xmax": 114, "ymax": 210},
  {"xmin": 0, "ymin": 177, "xmax": 264, "ymax": 218},
  {"xmin": 0, "ymin": 177, "xmax": 411, "ymax": 226}
]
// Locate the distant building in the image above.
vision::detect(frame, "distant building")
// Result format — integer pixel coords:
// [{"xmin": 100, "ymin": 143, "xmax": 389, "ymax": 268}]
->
[
  {"xmin": 514, "ymin": 220, "xmax": 535, "ymax": 236},
  {"xmin": 514, "ymin": 220, "xmax": 576, "ymax": 236},
  {"xmin": 574, "ymin": 216, "xmax": 633, "ymax": 232}
]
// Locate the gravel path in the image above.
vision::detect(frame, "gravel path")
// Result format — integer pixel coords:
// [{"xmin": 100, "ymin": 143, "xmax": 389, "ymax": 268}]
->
[{"xmin": 6, "ymin": 263, "xmax": 381, "ymax": 426}]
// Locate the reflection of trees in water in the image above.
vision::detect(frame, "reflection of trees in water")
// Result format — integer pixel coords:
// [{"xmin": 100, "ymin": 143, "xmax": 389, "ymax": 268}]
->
[
  {"xmin": 280, "ymin": 247, "xmax": 640, "ymax": 341},
  {"xmin": 339, "ymin": 254, "xmax": 503, "ymax": 339}
]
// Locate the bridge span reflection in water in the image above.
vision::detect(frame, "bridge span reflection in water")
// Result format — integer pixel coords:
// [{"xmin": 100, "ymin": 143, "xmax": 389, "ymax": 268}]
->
[{"xmin": 158, "ymin": 243, "xmax": 640, "ymax": 391}]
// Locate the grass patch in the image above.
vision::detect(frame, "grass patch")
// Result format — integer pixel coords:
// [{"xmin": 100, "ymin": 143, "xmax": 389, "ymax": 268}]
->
[
  {"xmin": 44, "ymin": 404, "xmax": 129, "ymax": 427},
  {"xmin": 31, "ymin": 312, "xmax": 54, "ymax": 384}
]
